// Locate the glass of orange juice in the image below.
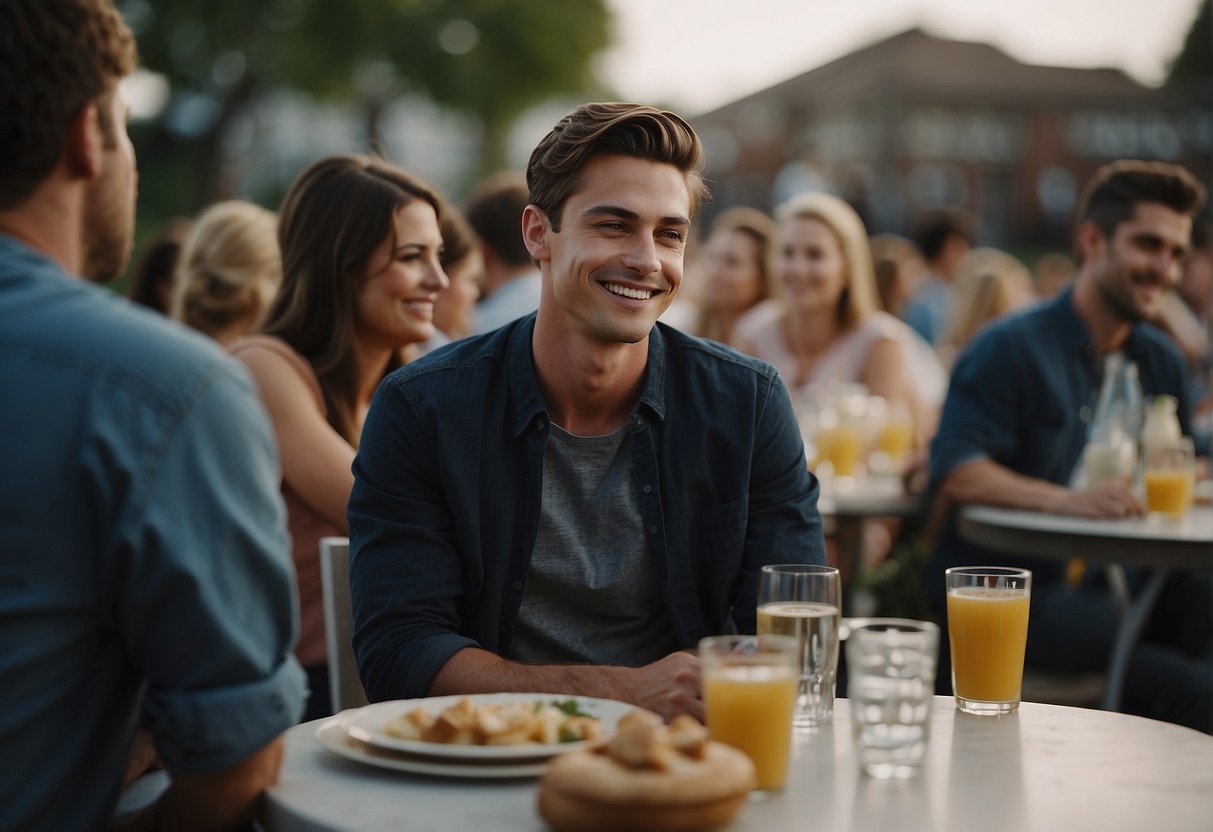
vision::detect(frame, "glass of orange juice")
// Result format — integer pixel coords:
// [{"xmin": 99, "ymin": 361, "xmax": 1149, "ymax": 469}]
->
[
  {"xmin": 700, "ymin": 634, "xmax": 798, "ymax": 793},
  {"xmin": 1144, "ymin": 437, "xmax": 1196, "ymax": 520},
  {"xmin": 874, "ymin": 399, "xmax": 914, "ymax": 470},
  {"xmin": 945, "ymin": 566, "xmax": 1031, "ymax": 716}
]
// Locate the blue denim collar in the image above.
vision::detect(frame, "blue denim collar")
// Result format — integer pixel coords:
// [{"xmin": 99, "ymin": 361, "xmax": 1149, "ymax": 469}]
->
[
  {"xmin": 1053, "ymin": 283, "xmax": 1156, "ymax": 366},
  {"xmin": 505, "ymin": 313, "xmax": 668, "ymax": 438}
]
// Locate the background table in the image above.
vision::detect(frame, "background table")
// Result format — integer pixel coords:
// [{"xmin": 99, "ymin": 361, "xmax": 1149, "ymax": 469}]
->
[
  {"xmin": 262, "ymin": 698, "xmax": 1213, "ymax": 832},
  {"xmin": 819, "ymin": 476, "xmax": 926, "ymax": 609},
  {"xmin": 958, "ymin": 504, "xmax": 1213, "ymax": 709}
]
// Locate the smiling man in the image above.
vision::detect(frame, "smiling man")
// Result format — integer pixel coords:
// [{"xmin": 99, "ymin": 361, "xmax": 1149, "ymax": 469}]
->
[
  {"xmin": 928, "ymin": 160, "xmax": 1211, "ymax": 732},
  {"xmin": 349, "ymin": 103, "xmax": 825, "ymax": 721}
]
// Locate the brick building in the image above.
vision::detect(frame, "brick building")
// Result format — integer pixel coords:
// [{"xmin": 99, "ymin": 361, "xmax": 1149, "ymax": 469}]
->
[{"xmin": 690, "ymin": 28, "xmax": 1212, "ymax": 247}]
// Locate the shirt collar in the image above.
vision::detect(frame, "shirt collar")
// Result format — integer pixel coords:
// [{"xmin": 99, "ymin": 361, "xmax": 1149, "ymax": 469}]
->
[
  {"xmin": 1052, "ymin": 283, "xmax": 1151, "ymax": 364},
  {"xmin": 506, "ymin": 315, "xmax": 668, "ymax": 438}
]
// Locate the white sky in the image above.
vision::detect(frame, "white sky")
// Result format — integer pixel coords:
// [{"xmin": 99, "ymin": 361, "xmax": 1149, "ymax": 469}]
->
[{"xmin": 599, "ymin": 0, "xmax": 1206, "ymax": 115}]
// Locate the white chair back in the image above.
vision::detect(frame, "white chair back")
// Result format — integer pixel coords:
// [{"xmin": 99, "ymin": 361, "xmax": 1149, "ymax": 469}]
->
[{"xmin": 319, "ymin": 536, "xmax": 369, "ymax": 712}]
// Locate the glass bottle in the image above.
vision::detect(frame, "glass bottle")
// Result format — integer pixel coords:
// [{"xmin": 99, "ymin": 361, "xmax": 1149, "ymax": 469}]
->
[{"xmin": 1079, "ymin": 354, "xmax": 1142, "ymax": 488}]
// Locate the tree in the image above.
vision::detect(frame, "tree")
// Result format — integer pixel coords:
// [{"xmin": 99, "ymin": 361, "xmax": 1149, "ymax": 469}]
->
[
  {"xmin": 1167, "ymin": 0, "xmax": 1211, "ymax": 94},
  {"xmin": 381, "ymin": 0, "xmax": 612, "ymax": 174},
  {"xmin": 126, "ymin": 0, "xmax": 612, "ymax": 206}
]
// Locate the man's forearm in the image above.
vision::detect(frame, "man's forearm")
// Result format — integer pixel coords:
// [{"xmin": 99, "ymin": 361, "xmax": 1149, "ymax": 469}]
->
[
  {"xmin": 940, "ymin": 458, "xmax": 1069, "ymax": 512},
  {"xmin": 113, "ymin": 737, "xmax": 284, "ymax": 832},
  {"xmin": 430, "ymin": 646, "xmax": 631, "ymax": 702},
  {"xmin": 429, "ymin": 647, "xmax": 704, "ymax": 723}
]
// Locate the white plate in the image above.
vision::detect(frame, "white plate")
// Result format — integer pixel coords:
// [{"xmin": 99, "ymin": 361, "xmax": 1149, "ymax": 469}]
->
[
  {"xmin": 315, "ymin": 719, "xmax": 547, "ymax": 779},
  {"xmin": 337, "ymin": 693, "xmax": 636, "ymax": 761}
]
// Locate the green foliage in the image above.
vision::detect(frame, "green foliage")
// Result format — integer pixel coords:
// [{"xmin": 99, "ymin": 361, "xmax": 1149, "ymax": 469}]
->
[
  {"xmin": 1167, "ymin": 0, "xmax": 1211, "ymax": 93},
  {"xmin": 125, "ymin": 0, "xmax": 613, "ymax": 197},
  {"xmin": 385, "ymin": 0, "xmax": 611, "ymax": 122},
  {"xmin": 855, "ymin": 536, "xmax": 938, "ymax": 624}
]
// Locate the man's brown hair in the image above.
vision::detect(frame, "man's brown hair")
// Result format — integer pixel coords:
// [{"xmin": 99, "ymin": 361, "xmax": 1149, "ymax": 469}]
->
[
  {"xmin": 0, "ymin": 0, "xmax": 137, "ymax": 210},
  {"xmin": 526, "ymin": 102, "xmax": 708, "ymax": 231},
  {"xmin": 1073, "ymin": 160, "xmax": 1207, "ymax": 261}
]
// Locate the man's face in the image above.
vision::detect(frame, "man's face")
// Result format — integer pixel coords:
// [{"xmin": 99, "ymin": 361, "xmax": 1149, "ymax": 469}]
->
[
  {"xmin": 529, "ymin": 154, "xmax": 690, "ymax": 345},
  {"xmin": 82, "ymin": 90, "xmax": 138, "ymax": 283},
  {"xmin": 1086, "ymin": 202, "xmax": 1191, "ymax": 323}
]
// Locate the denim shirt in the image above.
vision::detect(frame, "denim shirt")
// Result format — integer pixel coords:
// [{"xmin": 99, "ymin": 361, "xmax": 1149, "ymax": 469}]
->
[
  {"xmin": 0, "ymin": 237, "xmax": 306, "ymax": 829},
  {"xmin": 929, "ymin": 287, "xmax": 1195, "ymax": 587},
  {"xmin": 349, "ymin": 315, "xmax": 825, "ymax": 701}
]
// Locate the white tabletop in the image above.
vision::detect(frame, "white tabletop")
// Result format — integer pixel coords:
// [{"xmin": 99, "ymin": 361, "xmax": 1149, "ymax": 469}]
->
[
  {"xmin": 262, "ymin": 698, "xmax": 1213, "ymax": 832},
  {"xmin": 818, "ymin": 476, "xmax": 925, "ymax": 519},
  {"xmin": 958, "ymin": 504, "xmax": 1213, "ymax": 568}
]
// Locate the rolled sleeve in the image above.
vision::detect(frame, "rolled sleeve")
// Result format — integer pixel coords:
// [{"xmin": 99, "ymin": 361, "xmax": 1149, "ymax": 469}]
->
[
  {"xmin": 142, "ymin": 658, "xmax": 306, "ymax": 774},
  {"xmin": 113, "ymin": 365, "xmax": 306, "ymax": 772}
]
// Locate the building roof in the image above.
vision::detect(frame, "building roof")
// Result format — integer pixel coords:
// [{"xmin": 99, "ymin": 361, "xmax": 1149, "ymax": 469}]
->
[{"xmin": 694, "ymin": 27, "xmax": 1168, "ymax": 121}]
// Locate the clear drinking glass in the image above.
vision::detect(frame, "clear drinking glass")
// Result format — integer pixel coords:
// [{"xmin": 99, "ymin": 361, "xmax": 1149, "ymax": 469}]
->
[
  {"xmin": 700, "ymin": 634, "xmax": 798, "ymax": 793},
  {"xmin": 847, "ymin": 619, "xmax": 939, "ymax": 779},
  {"xmin": 945, "ymin": 566, "xmax": 1031, "ymax": 716},
  {"xmin": 756, "ymin": 563, "xmax": 841, "ymax": 727},
  {"xmin": 1144, "ymin": 437, "xmax": 1196, "ymax": 520}
]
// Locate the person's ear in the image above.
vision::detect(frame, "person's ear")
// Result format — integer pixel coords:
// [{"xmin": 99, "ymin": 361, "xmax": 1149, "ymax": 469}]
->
[
  {"xmin": 521, "ymin": 204, "xmax": 552, "ymax": 262},
  {"xmin": 1076, "ymin": 219, "xmax": 1105, "ymax": 263},
  {"xmin": 65, "ymin": 102, "xmax": 104, "ymax": 181}
]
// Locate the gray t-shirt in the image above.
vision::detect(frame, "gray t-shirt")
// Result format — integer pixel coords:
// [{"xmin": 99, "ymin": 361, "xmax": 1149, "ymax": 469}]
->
[{"xmin": 509, "ymin": 423, "xmax": 680, "ymax": 665}]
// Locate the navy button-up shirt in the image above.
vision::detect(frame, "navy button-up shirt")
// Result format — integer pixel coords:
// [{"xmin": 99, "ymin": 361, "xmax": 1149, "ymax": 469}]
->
[
  {"xmin": 930, "ymin": 287, "xmax": 1196, "ymax": 587},
  {"xmin": 349, "ymin": 315, "xmax": 826, "ymax": 701}
]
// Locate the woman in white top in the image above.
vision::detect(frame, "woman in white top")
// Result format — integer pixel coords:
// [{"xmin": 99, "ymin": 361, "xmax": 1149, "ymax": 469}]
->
[{"xmin": 734, "ymin": 192, "xmax": 943, "ymax": 438}]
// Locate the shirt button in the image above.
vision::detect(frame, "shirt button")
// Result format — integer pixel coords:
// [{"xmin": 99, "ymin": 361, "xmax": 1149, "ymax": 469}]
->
[
  {"xmin": 647, "ymin": 525, "xmax": 658, "ymax": 535},
  {"xmin": 642, "ymin": 484, "xmax": 653, "ymax": 494},
  {"xmin": 535, "ymin": 419, "xmax": 546, "ymax": 431},
  {"xmin": 512, "ymin": 580, "xmax": 524, "ymax": 591},
  {"xmin": 1079, "ymin": 405, "xmax": 1092, "ymax": 423}
]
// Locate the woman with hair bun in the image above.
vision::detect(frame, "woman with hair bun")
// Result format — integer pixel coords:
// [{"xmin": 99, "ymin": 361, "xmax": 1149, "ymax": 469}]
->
[{"xmin": 171, "ymin": 200, "xmax": 281, "ymax": 346}]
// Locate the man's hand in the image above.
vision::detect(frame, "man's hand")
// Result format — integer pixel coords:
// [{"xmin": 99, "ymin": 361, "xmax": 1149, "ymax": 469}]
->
[
  {"xmin": 121, "ymin": 730, "xmax": 161, "ymax": 790},
  {"xmin": 113, "ymin": 737, "xmax": 284, "ymax": 832},
  {"xmin": 1056, "ymin": 484, "xmax": 1144, "ymax": 519},
  {"xmin": 431, "ymin": 647, "xmax": 704, "ymax": 724},
  {"xmin": 626, "ymin": 651, "xmax": 703, "ymax": 723}
]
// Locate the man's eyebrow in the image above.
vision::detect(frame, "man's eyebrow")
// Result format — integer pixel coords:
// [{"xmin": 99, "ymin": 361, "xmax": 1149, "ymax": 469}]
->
[
  {"xmin": 583, "ymin": 204, "xmax": 690, "ymax": 228},
  {"xmin": 1131, "ymin": 230, "xmax": 1189, "ymax": 255}
]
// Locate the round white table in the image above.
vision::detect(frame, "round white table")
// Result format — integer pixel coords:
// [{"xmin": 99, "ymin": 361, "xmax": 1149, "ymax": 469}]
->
[
  {"xmin": 261, "ymin": 698, "xmax": 1213, "ymax": 832},
  {"xmin": 958, "ymin": 504, "xmax": 1213, "ymax": 710}
]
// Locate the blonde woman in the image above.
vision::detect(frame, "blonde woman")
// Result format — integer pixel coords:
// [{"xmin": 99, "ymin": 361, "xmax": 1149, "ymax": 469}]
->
[
  {"xmin": 938, "ymin": 247, "xmax": 1036, "ymax": 370},
  {"xmin": 170, "ymin": 200, "xmax": 281, "ymax": 346},
  {"xmin": 734, "ymin": 192, "xmax": 945, "ymax": 423}
]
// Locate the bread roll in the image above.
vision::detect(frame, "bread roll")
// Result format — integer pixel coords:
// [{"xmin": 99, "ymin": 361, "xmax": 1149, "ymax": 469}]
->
[{"xmin": 537, "ymin": 721, "xmax": 755, "ymax": 832}]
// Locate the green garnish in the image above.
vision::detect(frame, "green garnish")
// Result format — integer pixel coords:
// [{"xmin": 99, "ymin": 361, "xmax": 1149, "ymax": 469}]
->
[
  {"xmin": 550, "ymin": 698, "xmax": 592, "ymax": 717},
  {"xmin": 558, "ymin": 727, "xmax": 581, "ymax": 743}
]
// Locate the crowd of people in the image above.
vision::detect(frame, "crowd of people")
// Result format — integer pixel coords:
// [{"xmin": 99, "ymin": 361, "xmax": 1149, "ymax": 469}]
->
[{"xmin": 2, "ymin": 1, "xmax": 1211, "ymax": 829}]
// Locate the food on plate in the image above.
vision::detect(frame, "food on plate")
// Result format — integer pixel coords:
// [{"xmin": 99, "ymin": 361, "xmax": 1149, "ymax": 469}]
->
[
  {"xmin": 537, "ymin": 710, "xmax": 756, "ymax": 832},
  {"xmin": 382, "ymin": 697, "xmax": 603, "ymax": 746}
]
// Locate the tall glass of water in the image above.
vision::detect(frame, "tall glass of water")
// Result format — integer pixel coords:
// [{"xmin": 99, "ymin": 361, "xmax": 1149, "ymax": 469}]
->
[{"xmin": 756, "ymin": 563, "xmax": 841, "ymax": 727}]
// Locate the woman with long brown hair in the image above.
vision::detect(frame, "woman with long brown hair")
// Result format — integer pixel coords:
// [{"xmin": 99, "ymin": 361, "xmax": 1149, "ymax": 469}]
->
[{"xmin": 232, "ymin": 155, "xmax": 447, "ymax": 720}]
